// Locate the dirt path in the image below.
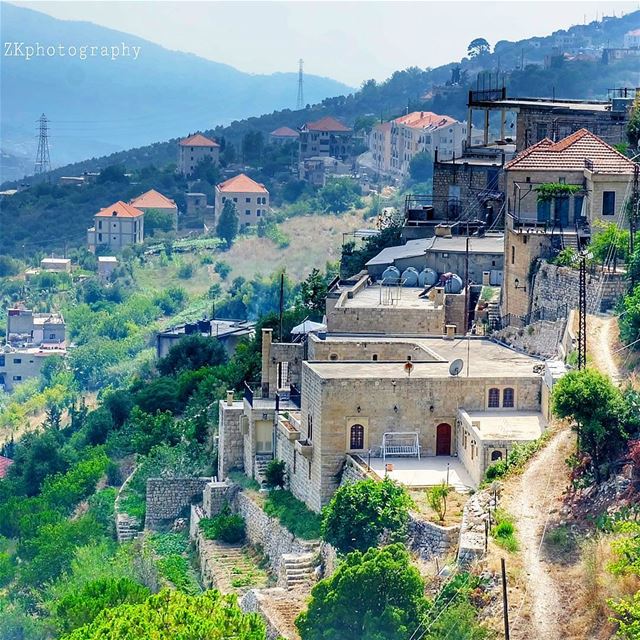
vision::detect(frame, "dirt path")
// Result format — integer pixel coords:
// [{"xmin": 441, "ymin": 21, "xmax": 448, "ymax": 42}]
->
[
  {"xmin": 502, "ymin": 428, "xmax": 575, "ymax": 640},
  {"xmin": 587, "ymin": 314, "xmax": 622, "ymax": 385}
]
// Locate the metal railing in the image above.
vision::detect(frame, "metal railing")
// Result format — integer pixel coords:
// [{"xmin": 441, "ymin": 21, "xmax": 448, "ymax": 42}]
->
[{"xmin": 243, "ymin": 381, "xmax": 254, "ymax": 407}]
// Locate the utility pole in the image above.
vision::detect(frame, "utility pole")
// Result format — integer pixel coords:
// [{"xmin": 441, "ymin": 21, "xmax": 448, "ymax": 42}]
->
[
  {"xmin": 631, "ymin": 165, "xmax": 640, "ymax": 290},
  {"xmin": 34, "ymin": 113, "xmax": 51, "ymax": 176},
  {"xmin": 578, "ymin": 252, "xmax": 587, "ymax": 370},
  {"xmin": 279, "ymin": 272, "xmax": 284, "ymax": 342},
  {"xmin": 296, "ymin": 59, "xmax": 304, "ymax": 110},
  {"xmin": 501, "ymin": 558, "xmax": 511, "ymax": 640}
]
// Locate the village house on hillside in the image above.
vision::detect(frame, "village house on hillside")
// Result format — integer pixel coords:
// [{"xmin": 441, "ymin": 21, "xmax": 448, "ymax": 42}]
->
[
  {"xmin": 502, "ymin": 128, "xmax": 637, "ymax": 317},
  {"xmin": 178, "ymin": 133, "xmax": 220, "ymax": 177},
  {"xmin": 269, "ymin": 126, "xmax": 300, "ymax": 145},
  {"xmin": 369, "ymin": 111, "xmax": 484, "ymax": 179},
  {"xmin": 130, "ymin": 189, "xmax": 179, "ymax": 230},
  {"xmin": 298, "ymin": 116, "xmax": 353, "ymax": 161},
  {"xmin": 87, "ymin": 201, "xmax": 144, "ymax": 253},
  {"xmin": 214, "ymin": 174, "xmax": 269, "ymax": 228}
]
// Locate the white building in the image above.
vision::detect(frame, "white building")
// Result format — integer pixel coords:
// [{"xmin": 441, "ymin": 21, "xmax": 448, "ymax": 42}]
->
[
  {"xmin": 624, "ymin": 29, "xmax": 640, "ymax": 49},
  {"xmin": 87, "ymin": 201, "xmax": 144, "ymax": 253},
  {"xmin": 40, "ymin": 258, "xmax": 71, "ymax": 273},
  {"xmin": 215, "ymin": 174, "xmax": 269, "ymax": 228},
  {"xmin": 178, "ymin": 133, "xmax": 220, "ymax": 177}
]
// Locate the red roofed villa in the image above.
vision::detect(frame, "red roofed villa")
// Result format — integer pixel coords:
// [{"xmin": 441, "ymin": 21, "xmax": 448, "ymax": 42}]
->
[
  {"xmin": 299, "ymin": 116, "xmax": 353, "ymax": 161},
  {"xmin": 503, "ymin": 128, "xmax": 637, "ymax": 318},
  {"xmin": 178, "ymin": 133, "xmax": 220, "ymax": 176},
  {"xmin": 215, "ymin": 173, "xmax": 269, "ymax": 228},
  {"xmin": 269, "ymin": 126, "xmax": 300, "ymax": 145},
  {"xmin": 130, "ymin": 189, "xmax": 178, "ymax": 230},
  {"xmin": 87, "ymin": 201, "xmax": 144, "ymax": 253}
]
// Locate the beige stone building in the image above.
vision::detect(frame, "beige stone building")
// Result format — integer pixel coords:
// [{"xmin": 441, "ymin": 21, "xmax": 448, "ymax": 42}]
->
[
  {"xmin": 299, "ymin": 116, "xmax": 352, "ymax": 161},
  {"xmin": 130, "ymin": 189, "xmax": 179, "ymax": 230},
  {"xmin": 87, "ymin": 201, "xmax": 144, "ymax": 253},
  {"xmin": 269, "ymin": 126, "xmax": 300, "ymax": 145},
  {"xmin": 178, "ymin": 133, "xmax": 220, "ymax": 177},
  {"xmin": 502, "ymin": 128, "xmax": 636, "ymax": 317},
  {"xmin": 215, "ymin": 174, "xmax": 269, "ymax": 228}
]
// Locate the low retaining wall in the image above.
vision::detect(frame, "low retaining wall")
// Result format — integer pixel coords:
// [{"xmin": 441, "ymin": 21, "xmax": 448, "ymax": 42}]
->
[
  {"xmin": 457, "ymin": 488, "xmax": 496, "ymax": 567},
  {"xmin": 145, "ymin": 477, "xmax": 212, "ymax": 529},
  {"xmin": 407, "ymin": 512, "xmax": 460, "ymax": 560}
]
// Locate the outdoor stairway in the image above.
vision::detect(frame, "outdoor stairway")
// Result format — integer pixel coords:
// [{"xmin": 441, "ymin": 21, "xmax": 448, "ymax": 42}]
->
[
  {"xmin": 254, "ymin": 454, "xmax": 274, "ymax": 486},
  {"xmin": 561, "ymin": 233, "xmax": 579, "ymax": 251},
  {"xmin": 487, "ymin": 301, "xmax": 500, "ymax": 330},
  {"xmin": 281, "ymin": 552, "xmax": 317, "ymax": 590},
  {"xmin": 116, "ymin": 513, "xmax": 140, "ymax": 543},
  {"xmin": 204, "ymin": 542, "xmax": 269, "ymax": 594}
]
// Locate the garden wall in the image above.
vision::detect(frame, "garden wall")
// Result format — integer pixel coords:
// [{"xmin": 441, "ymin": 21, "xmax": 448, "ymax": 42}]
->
[{"xmin": 145, "ymin": 477, "xmax": 212, "ymax": 529}]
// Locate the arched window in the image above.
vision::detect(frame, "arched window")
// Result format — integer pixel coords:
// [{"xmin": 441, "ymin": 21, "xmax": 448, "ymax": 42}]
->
[
  {"xmin": 488, "ymin": 388, "xmax": 500, "ymax": 408},
  {"xmin": 491, "ymin": 450, "xmax": 503, "ymax": 461},
  {"xmin": 350, "ymin": 424, "xmax": 364, "ymax": 450},
  {"xmin": 372, "ymin": 354, "xmax": 378, "ymax": 361},
  {"xmin": 503, "ymin": 388, "xmax": 515, "ymax": 408}
]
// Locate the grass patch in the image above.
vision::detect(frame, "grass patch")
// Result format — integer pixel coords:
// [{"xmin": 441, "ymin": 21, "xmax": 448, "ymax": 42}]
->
[
  {"xmin": 263, "ymin": 490, "xmax": 322, "ymax": 540},
  {"xmin": 148, "ymin": 532, "xmax": 190, "ymax": 556},
  {"xmin": 491, "ymin": 509, "xmax": 518, "ymax": 553},
  {"xmin": 228, "ymin": 470, "xmax": 261, "ymax": 491},
  {"xmin": 118, "ymin": 491, "xmax": 146, "ymax": 522},
  {"xmin": 156, "ymin": 554, "xmax": 201, "ymax": 595},
  {"xmin": 545, "ymin": 525, "xmax": 574, "ymax": 553}
]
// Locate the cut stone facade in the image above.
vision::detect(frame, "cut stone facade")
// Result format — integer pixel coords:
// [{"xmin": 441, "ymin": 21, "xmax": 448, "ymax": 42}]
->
[{"xmin": 145, "ymin": 477, "xmax": 211, "ymax": 529}]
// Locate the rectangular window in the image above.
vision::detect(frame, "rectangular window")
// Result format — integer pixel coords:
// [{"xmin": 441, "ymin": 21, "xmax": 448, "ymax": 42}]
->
[
  {"xmin": 246, "ymin": 197, "xmax": 251, "ymax": 203},
  {"xmin": 13, "ymin": 358, "xmax": 21, "ymax": 364},
  {"xmin": 12, "ymin": 376, "xmax": 22, "ymax": 381},
  {"xmin": 98, "ymin": 233, "xmax": 102, "ymax": 242},
  {"xmin": 603, "ymin": 191, "xmax": 616, "ymax": 216},
  {"xmin": 488, "ymin": 388, "xmax": 500, "ymax": 408},
  {"xmin": 245, "ymin": 210, "xmax": 251, "ymax": 215},
  {"xmin": 574, "ymin": 195, "xmax": 584, "ymax": 219},
  {"xmin": 98, "ymin": 221, "xmax": 102, "ymax": 229},
  {"xmin": 503, "ymin": 388, "xmax": 515, "ymax": 408}
]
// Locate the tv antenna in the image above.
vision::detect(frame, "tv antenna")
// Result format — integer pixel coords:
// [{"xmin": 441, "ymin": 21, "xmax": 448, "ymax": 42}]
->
[
  {"xmin": 296, "ymin": 58, "xmax": 304, "ymax": 110},
  {"xmin": 449, "ymin": 359, "xmax": 464, "ymax": 376},
  {"xmin": 34, "ymin": 113, "xmax": 51, "ymax": 176}
]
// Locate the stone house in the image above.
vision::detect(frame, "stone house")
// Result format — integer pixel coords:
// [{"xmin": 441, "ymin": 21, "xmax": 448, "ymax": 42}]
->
[
  {"xmin": 178, "ymin": 133, "xmax": 220, "ymax": 177},
  {"xmin": 299, "ymin": 117, "xmax": 352, "ymax": 162},
  {"xmin": 502, "ymin": 128, "xmax": 637, "ymax": 317},
  {"xmin": 40, "ymin": 258, "xmax": 71, "ymax": 273},
  {"xmin": 0, "ymin": 345, "xmax": 66, "ymax": 392},
  {"xmin": 87, "ymin": 201, "xmax": 144, "ymax": 253},
  {"xmin": 130, "ymin": 189, "xmax": 179, "ymax": 230},
  {"xmin": 97, "ymin": 256, "xmax": 118, "ymax": 281},
  {"xmin": 214, "ymin": 174, "xmax": 269, "ymax": 228}
]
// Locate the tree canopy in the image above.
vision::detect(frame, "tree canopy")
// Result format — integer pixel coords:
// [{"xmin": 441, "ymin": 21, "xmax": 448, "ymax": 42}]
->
[
  {"xmin": 467, "ymin": 38, "xmax": 491, "ymax": 58},
  {"xmin": 216, "ymin": 200, "xmax": 239, "ymax": 249},
  {"xmin": 321, "ymin": 477, "xmax": 413, "ymax": 553},
  {"xmin": 296, "ymin": 543, "xmax": 428, "ymax": 640},
  {"xmin": 158, "ymin": 334, "xmax": 228, "ymax": 377}
]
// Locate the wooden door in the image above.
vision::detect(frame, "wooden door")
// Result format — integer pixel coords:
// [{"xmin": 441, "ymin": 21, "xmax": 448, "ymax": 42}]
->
[{"xmin": 436, "ymin": 423, "xmax": 452, "ymax": 456}]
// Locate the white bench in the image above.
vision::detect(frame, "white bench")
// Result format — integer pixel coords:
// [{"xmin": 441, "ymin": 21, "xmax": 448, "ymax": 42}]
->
[{"xmin": 382, "ymin": 432, "xmax": 421, "ymax": 462}]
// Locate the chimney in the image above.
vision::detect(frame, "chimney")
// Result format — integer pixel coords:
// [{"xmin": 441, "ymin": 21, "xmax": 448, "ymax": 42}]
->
[
  {"xmin": 226, "ymin": 390, "xmax": 234, "ymax": 406},
  {"xmin": 261, "ymin": 328, "xmax": 273, "ymax": 397},
  {"xmin": 444, "ymin": 324, "xmax": 456, "ymax": 339},
  {"xmin": 482, "ymin": 271, "xmax": 491, "ymax": 286},
  {"xmin": 434, "ymin": 287, "xmax": 445, "ymax": 307}
]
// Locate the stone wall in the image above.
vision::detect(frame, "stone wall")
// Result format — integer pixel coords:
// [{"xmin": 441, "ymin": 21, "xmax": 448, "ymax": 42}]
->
[
  {"xmin": 145, "ymin": 477, "xmax": 211, "ymax": 529},
  {"xmin": 457, "ymin": 488, "xmax": 495, "ymax": 567},
  {"xmin": 408, "ymin": 512, "xmax": 460, "ymax": 560},
  {"xmin": 203, "ymin": 480, "xmax": 237, "ymax": 516},
  {"xmin": 493, "ymin": 318, "xmax": 565, "ymax": 358},
  {"xmin": 308, "ymin": 337, "xmax": 438, "ymax": 363},
  {"xmin": 532, "ymin": 260, "xmax": 626, "ymax": 314}
]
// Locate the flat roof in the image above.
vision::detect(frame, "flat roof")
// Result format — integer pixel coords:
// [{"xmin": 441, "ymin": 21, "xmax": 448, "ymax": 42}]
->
[
  {"xmin": 159, "ymin": 319, "xmax": 254, "ymax": 339},
  {"xmin": 307, "ymin": 336, "xmax": 541, "ymax": 379},
  {"xmin": 341, "ymin": 285, "xmax": 439, "ymax": 310},
  {"xmin": 366, "ymin": 235, "xmax": 504, "ymax": 267},
  {"xmin": 462, "ymin": 409, "xmax": 546, "ymax": 440},
  {"xmin": 473, "ymin": 98, "xmax": 610, "ymax": 112}
]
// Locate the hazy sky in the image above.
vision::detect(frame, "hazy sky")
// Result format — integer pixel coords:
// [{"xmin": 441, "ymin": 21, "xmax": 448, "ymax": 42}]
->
[{"xmin": 13, "ymin": 0, "xmax": 640, "ymax": 86}]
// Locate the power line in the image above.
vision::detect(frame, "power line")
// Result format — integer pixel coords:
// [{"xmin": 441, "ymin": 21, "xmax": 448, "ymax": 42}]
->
[
  {"xmin": 296, "ymin": 58, "xmax": 304, "ymax": 110},
  {"xmin": 34, "ymin": 113, "xmax": 51, "ymax": 176}
]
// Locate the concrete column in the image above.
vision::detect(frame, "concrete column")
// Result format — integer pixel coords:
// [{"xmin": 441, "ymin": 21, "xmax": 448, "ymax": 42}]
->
[{"xmin": 500, "ymin": 109, "xmax": 506, "ymax": 141}]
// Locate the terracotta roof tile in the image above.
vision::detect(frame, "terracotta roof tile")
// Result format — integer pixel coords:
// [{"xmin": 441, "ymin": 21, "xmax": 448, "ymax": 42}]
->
[
  {"xmin": 270, "ymin": 126, "xmax": 299, "ymax": 137},
  {"xmin": 130, "ymin": 189, "xmax": 177, "ymax": 210},
  {"xmin": 95, "ymin": 201, "xmax": 144, "ymax": 218},
  {"xmin": 217, "ymin": 173, "xmax": 269, "ymax": 194},
  {"xmin": 505, "ymin": 129, "xmax": 636, "ymax": 174},
  {"xmin": 393, "ymin": 111, "xmax": 457, "ymax": 130},
  {"xmin": 304, "ymin": 116, "xmax": 351, "ymax": 132},
  {"xmin": 0, "ymin": 456, "xmax": 14, "ymax": 479},
  {"xmin": 179, "ymin": 133, "xmax": 219, "ymax": 147}
]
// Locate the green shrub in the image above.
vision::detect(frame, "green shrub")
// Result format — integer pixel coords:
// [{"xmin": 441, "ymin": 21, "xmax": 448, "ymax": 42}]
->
[
  {"xmin": 200, "ymin": 507, "xmax": 246, "ymax": 544},
  {"xmin": 177, "ymin": 263, "xmax": 194, "ymax": 279},
  {"xmin": 156, "ymin": 555, "xmax": 200, "ymax": 594},
  {"xmin": 148, "ymin": 532, "xmax": 190, "ymax": 556},
  {"xmin": 0, "ymin": 551, "xmax": 16, "ymax": 587},
  {"xmin": 265, "ymin": 490, "xmax": 322, "ymax": 540},
  {"xmin": 491, "ymin": 510, "xmax": 518, "ymax": 553},
  {"xmin": 264, "ymin": 459, "xmax": 286, "ymax": 489},
  {"xmin": 228, "ymin": 471, "xmax": 261, "ymax": 491},
  {"xmin": 426, "ymin": 481, "xmax": 451, "ymax": 522}
]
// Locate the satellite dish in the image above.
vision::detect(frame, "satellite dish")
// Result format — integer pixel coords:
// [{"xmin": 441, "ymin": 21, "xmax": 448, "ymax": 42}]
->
[{"xmin": 449, "ymin": 359, "xmax": 464, "ymax": 376}]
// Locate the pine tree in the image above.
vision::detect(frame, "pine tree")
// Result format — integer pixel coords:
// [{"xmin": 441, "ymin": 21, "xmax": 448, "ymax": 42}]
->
[{"xmin": 216, "ymin": 200, "xmax": 239, "ymax": 249}]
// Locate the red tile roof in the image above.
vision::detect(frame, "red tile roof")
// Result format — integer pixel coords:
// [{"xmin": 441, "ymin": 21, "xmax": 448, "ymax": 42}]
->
[
  {"xmin": 393, "ymin": 111, "xmax": 457, "ymax": 130},
  {"xmin": 179, "ymin": 133, "xmax": 219, "ymax": 147},
  {"xmin": 627, "ymin": 28, "xmax": 640, "ymax": 36},
  {"xmin": 271, "ymin": 126, "xmax": 300, "ymax": 137},
  {"xmin": 130, "ymin": 189, "xmax": 177, "ymax": 210},
  {"xmin": 0, "ymin": 456, "xmax": 14, "ymax": 479},
  {"xmin": 217, "ymin": 173, "xmax": 269, "ymax": 194},
  {"xmin": 505, "ymin": 129, "xmax": 636, "ymax": 174},
  {"xmin": 95, "ymin": 201, "xmax": 144, "ymax": 218},
  {"xmin": 304, "ymin": 116, "xmax": 351, "ymax": 132}
]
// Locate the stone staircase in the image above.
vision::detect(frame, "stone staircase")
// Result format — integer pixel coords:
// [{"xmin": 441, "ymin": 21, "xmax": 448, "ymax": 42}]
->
[
  {"xmin": 281, "ymin": 553, "xmax": 317, "ymax": 590},
  {"xmin": 116, "ymin": 513, "xmax": 140, "ymax": 543},
  {"xmin": 254, "ymin": 454, "xmax": 274, "ymax": 486},
  {"xmin": 200, "ymin": 541, "xmax": 269, "ymax": 595},
  {"xmin": 487, "ymin": 301, "xmax": 501, "ymax": 330},
  {"xmin": 561, "ymin": 233, "xmax": 579, "ymax": 251}
]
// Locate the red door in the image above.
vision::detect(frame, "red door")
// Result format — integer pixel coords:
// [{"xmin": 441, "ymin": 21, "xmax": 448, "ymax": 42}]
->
[{"xmin": 436, "ymin": 423, "xmax": 452, "ymax": 456}]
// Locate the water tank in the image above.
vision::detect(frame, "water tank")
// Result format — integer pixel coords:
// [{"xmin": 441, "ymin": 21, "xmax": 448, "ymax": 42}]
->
[
  {"xmin": 443, "ymin": 273, "xmax": 463, "ymax": 294},
  {"xmin": 381, "ymin": 266, "xmax": 401, "ymax": 285},
  {"xmin": 418, "ymin": 268, "xmax": 438, "ymax": 287},
  {"xmin": 401, "ymin": 267, "xmax": 419, "ymax": 287}
]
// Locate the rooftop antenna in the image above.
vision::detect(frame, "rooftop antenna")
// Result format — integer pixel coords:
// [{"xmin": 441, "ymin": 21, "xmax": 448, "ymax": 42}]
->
[
  {"xmin": 449, "ymin": 359, "xmax": 464, "ymax": 376},
  {"xmin": 34, "ymin": 113, "xmax": 51, "ymax": 176},
  {"xmin": 296, "ymin": 58, "xmax": 304, "ymax": 110}
]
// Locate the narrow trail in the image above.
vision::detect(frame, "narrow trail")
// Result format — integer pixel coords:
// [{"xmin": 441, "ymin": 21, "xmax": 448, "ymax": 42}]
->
[
  {"xmin": 503, "ymin": 428, "xmax": 575, "ymax": 640},
  {"xmin": 587, "ymin": 314, "xmax": 622, "ymax": 385}
]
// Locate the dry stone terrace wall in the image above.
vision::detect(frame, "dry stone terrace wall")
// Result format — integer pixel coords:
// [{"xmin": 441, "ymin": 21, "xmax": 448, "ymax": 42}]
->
[
  {"xmin": 457, "ymin": 488, "xmax": 495, "ymax": 567},
  {"xmin": 145, "ymin": 477, "xmax": 212, "ymax": 529}
]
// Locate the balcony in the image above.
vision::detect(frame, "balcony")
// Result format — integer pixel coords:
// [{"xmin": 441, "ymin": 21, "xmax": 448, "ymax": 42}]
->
[{"xmin": 277, "ymin": 411, "xmax": 302, "ymax": 442}]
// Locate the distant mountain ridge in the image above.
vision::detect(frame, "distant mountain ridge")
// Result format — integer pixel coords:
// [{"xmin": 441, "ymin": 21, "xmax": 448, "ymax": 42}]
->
[{"xmin": 0, "ymin": 2, "xmax": 352, "ymax": 181}]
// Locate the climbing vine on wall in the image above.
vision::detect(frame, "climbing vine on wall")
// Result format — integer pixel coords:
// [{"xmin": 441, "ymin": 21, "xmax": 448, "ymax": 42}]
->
[{"xmin": 535, "ymin": 183, "xmax": 581, "ymax": 203}]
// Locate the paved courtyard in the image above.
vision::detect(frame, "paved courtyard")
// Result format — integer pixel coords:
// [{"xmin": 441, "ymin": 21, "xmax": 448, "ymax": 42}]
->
[{"xmin": 368, "ymin": 455, "xmax": 475, "ymax": 492}]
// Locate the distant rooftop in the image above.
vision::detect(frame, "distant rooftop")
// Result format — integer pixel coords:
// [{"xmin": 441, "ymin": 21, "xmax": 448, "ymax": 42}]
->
[
  {"xmin": 179, "ymin": 133, "xmax": 219, "ymax": 147},
  {"xmin": 217, "ymin": 173, "xmax": 268, "ymax": 194},
  {"xmin": 303, "ymin": 116, "xmax": 351, "ymax": 133},
  {"xmin": 159, "ymin": 319, "xmax": 254, "ymax": 340},
  {"xmin": 271, "ymin": 126, "xmax": 299, "ymax": 137},
  {"xmin": 94, "ymin": 201, "xmax": 144, "ymax": 219},
  {"xmin": 366, "ymin": 235, "xmax": 504, "ymax": 268},
  {"xmin": 393, "ymin": 111, "xmax": 457, "ymax": 130},
  {"xmin": 130, "ymin": 189, "xmax": 177, "ymax": 210},
  {"xmin": 341, "ymin": 285, "xmax": 439, "ymax": 311}
]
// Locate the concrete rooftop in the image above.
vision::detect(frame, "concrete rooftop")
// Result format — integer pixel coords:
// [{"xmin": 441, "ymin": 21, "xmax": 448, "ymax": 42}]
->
[
  {"xmin": 369, "ymin": 456, "xmax": 475, "ymax": 490},
  {"xmin": 462, "ymin": 410, "xmax": 546, "ymax": 440},
  {"xmin": 341, "ymin": 286, "xmax": 440, "ymax": 310}
]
